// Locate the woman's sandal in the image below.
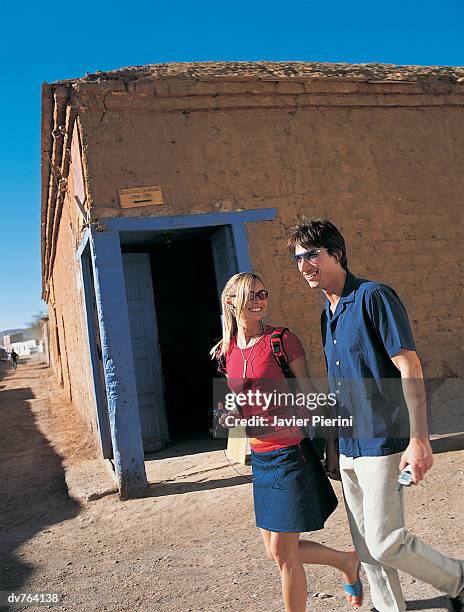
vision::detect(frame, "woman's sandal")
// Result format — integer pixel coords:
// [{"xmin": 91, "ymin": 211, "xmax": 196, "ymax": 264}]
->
[{"xmin": 343, "ymin": 565, "xmax": 363, "ymax": 608}]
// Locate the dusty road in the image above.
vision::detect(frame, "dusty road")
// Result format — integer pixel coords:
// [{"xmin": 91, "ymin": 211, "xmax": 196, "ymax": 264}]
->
[{"xmin": 0, "ymin": 360, "xmax": 462, "ymax": 612}]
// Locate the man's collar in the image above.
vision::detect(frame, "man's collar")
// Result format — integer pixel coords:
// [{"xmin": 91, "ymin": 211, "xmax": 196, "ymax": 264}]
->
[
  {"xmin": 341, "ymin": 270, "xmax": 361, "ymax": 301},
  {"xmin": 324, "ymin": 270, "xmax": 361, "ymax": 315}
]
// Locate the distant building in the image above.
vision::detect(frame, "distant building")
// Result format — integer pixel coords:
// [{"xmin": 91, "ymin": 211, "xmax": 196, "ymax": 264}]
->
[
  {"xmin": 41, "ymin": 62, "xmax": 464, "ymax": 496},
  {"xmin": 3, "ymin": 333, "xmax": 42, "ymax": 356},
  {"xmin": 3, "ymin": 332, "xmax": 24, "ymax": 346}
]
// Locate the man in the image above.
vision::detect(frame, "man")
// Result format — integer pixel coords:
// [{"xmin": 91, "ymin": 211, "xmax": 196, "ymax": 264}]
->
[
  {"xmin": 10, "ymin": 349, "xmax": 18, "ymax": 370},
  {"xmin": 287, "ymin": 217, "xmax": 464, "ymax": 612}
]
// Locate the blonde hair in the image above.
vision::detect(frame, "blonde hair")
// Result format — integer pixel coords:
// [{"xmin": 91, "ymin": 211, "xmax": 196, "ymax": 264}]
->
[{"xmin": 210, "ymin": 272, "xmax": 265, "ymax": 358}]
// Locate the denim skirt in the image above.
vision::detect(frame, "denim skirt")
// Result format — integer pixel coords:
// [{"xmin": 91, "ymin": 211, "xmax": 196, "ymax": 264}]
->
[{"xmin": 251, "ymin": 438, "xmax": 338, "ymax": 533}]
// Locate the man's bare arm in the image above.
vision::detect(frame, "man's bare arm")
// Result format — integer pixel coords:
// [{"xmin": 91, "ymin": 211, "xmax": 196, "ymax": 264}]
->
[{"xmin": 391, "ymin": 349, "xmax": 433, "ymax": 483}]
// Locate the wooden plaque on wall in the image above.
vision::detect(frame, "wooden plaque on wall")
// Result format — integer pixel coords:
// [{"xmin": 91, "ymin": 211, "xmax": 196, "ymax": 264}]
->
[{"xmin": 118, "ymin": 186, "xmax": 164, "ymax": 208}]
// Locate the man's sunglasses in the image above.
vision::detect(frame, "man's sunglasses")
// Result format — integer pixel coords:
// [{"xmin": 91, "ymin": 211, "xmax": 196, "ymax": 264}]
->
[
  {"xmin": 230, "ymin": 290, "xmax": 269, "ymax": 301},
  {"xmin": 291, "ymin": 248, "xmax": 327, "ymax": 265}
]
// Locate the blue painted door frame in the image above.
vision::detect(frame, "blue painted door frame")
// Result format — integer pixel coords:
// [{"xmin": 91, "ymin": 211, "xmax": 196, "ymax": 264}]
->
[
  {"xmin": 78, "ymin": 208, "xmax": 276, "ymax": 497},
  {"xmin": 89, "ymin": 229, "xmax": 148, "ymax": 497}
]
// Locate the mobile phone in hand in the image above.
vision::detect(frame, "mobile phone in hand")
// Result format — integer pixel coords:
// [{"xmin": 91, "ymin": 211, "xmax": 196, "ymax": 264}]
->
[{"xmin": 398, "ymin": 465, "xmax": 413, "ymax": 487}]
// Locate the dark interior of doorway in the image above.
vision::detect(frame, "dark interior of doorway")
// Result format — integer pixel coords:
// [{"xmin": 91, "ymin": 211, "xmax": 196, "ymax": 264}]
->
[{"xmin": 123, "ymin": 231, "xmax": 224, "ymax": 444}]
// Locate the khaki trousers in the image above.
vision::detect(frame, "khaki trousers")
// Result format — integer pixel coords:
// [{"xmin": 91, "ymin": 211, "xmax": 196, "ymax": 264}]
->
[{"xmin": 340, "ymin": 452, "xmax": 464, "ymax": 612}]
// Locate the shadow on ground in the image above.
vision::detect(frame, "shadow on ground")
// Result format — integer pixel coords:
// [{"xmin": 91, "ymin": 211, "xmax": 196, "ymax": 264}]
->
[
  {"xmin": 431, "ymin": 433, "xmax": 464, "ymax": 454},
  {"xmin": 137, "ymin": 474, "xmax": 251, "ymax": 498},
  {"xmin": 372, "ymin": 599, "xmax": 449, "ymax": 611},
  {"xmin": 144, "ymin": 433, "xmax": 227, "ymax": 462},
  {"xmin": 0, "ymin": 362, "xmax": 80, "ymax": 610},
  {"xmin": 406, "ymin": 596, "xmax": 449, "ymax": 609}
]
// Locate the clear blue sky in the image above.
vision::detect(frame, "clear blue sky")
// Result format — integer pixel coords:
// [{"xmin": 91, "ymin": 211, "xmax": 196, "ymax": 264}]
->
[{"xmin": 0, "ymin": 0, "xmax": 462, "ymax": 331}]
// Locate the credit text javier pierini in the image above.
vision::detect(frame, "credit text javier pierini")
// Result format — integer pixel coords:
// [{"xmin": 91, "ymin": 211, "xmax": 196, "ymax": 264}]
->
[{"xmin": 223, "ymin": 414, "xmax": 354, "ymax": 428}]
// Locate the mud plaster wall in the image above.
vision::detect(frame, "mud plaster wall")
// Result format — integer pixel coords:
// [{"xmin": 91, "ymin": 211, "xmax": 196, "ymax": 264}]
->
[
  {"xmin": 48, "ymin": 154, "xmax": 100, "ymax": 445},
  {"xmin": 75, "ymin": 97, "xmax": 463, "ymax": 381}
]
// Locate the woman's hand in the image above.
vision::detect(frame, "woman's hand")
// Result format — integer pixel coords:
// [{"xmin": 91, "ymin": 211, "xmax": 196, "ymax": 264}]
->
[
  {"xmin": 325, "ymin": 439, "xmax": 341, "ymax": 481},
  {"xmin": 217, "ymin": 403, "xmax": 241, "ymax": 429}
]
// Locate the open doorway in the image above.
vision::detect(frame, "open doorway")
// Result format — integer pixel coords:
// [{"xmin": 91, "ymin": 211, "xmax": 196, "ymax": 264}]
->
[
  {"xmin": 150, "ymin": 234, "xmax": 221, "ymax": 439},
  {"xmin": 121, "ymin": 225, "xmax": 237, "ymax": 450}
]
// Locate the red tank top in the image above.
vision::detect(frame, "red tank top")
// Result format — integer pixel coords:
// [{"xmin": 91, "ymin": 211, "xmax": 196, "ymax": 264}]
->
[{"xmin": 225, "ymin": 326, "xmax": 306, "ymax": 452}]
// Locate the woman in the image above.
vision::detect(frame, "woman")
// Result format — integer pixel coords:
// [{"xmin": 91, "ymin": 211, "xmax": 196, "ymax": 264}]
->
[{"xmin": 212, "ymin": 272, "xmax": 362, "ymax": 612}]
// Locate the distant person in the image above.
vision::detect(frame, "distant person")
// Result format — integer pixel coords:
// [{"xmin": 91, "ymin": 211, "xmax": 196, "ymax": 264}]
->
[{"xmin": 10, "ymin": 350, "xmax": 18, "ymax": 370}]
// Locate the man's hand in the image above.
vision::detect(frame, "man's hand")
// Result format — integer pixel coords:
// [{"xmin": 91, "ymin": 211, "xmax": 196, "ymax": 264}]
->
[
  {"xmin": 325, "ymin": 439, "xmax": 341, "ymax": 481},
  {"xmin": 399, "ymin": 437, "xmax": 433, "ymax": 484}
]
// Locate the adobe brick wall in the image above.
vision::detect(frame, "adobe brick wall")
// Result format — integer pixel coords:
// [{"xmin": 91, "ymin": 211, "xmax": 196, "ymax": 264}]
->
[
  {"xmin": 73, "ymin": 86, "xmax": 462, "ymax": 380},
  {"xmin": 47, "ymin": 156, "xmax": 100, "ymax": 446}
]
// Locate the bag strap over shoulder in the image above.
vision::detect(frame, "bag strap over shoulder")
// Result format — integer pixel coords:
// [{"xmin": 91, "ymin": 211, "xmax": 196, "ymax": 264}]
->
[
  {"xmin": 215, "ymin": 327, "xmax": 293, "ymax": 378},
  {"xmin": 269, "ymin": 327, "xmax": 293, "ymax": 378}
]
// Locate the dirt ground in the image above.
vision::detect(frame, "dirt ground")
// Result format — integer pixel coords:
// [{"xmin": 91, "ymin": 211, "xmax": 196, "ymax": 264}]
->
[{"xmin": 0, "ymin": 360, "xmax": 463, "ymax": 612}]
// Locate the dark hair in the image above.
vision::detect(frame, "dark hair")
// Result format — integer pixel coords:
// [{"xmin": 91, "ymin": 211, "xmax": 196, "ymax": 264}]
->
[{"xmin": 287, "ymin": 217, "xmax": 348, "ymax": 270}]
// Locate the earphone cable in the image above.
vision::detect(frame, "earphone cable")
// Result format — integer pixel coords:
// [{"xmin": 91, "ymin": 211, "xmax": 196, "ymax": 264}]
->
[{"xmin": 223, "ymin": 449, "xmax": 253, "ymax": 483}]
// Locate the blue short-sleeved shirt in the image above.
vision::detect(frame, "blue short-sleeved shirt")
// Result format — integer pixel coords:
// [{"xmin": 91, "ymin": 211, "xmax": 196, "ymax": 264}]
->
[{"xmin": 321, "ymin": 271, "xmax": 416, "ymax": 458}]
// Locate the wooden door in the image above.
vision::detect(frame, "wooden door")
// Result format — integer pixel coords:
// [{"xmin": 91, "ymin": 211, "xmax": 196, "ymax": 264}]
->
[{"xmin": 122, "ymin": 253, "xmax": 169, "ymax": 452}]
